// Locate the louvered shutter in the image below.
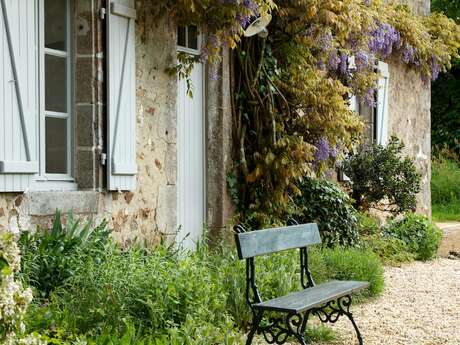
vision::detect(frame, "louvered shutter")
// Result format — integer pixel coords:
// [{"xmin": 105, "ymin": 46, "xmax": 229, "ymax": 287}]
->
[
  {"xmin": 107, "ymin": 0, "xmax": 137, "ymax": 191},
  {"xmin": 377, "ymin": 61, "xmax": 390, "ymax": 146},
  {"xmin": 0, "ymin": 0, "xmax": 39, "ymax": 192}
]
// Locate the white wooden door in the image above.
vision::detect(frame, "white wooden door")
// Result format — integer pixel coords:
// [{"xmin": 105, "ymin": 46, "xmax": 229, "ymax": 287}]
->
[{"xmin": 176, "ymin": 59, "xmax": 205, "ymax": 250}]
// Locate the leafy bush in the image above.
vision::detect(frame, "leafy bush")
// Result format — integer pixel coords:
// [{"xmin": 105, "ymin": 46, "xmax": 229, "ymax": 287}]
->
[
  {"xmin": 0, "ymin": 232, "xmax": 42, "ymax": 345},
  {"xmin": 357, "ymin": 212, "xmax": 381, "ymax": 237},
  {"xmin": 363, "ymin": 235, "xmax": 415, "ymax": 265},
  {"xmin": 385, "ymin": 213, "xmax": 442, "ymax": 261},
  {"xmin": 341, "ymin": 137, "xmax": 421, "ymax": 214},
  {"xmin": 19, "ymin": 211, "xmax": 110, "ymax": 298},
  {"xmin": 294, "ymin": 177, "xmax": 360, "ymax": 247}
]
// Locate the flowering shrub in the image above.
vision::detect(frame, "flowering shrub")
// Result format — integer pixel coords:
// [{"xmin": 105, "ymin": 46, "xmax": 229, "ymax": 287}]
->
[
  {"xmin": 138, "ymin": 0, "xmax": 276, "ymax": 61},
  {"xmin": 0, "ymin": 232, "xmax": 42, "ymax": 345}
]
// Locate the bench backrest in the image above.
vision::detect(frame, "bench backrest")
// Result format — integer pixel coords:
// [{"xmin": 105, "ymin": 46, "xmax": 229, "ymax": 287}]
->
[{"xmin": 234, "ymin": 223, "xmax": 321, "ymax": 259}]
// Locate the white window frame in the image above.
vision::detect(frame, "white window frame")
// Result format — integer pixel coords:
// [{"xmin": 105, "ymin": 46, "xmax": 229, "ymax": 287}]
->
[
  {"xmin": 34, "ymin": 0, "xmax": 76, "ymax": 190},
  {"xmin": 177, "ymin": 25, "xmax": 202, "ymax": 55}
]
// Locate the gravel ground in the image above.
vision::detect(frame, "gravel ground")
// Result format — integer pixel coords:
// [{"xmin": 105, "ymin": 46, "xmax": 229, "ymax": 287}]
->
[{"xmin": 255, "ymin": 258, "xmax": 460, "ymax": 345}]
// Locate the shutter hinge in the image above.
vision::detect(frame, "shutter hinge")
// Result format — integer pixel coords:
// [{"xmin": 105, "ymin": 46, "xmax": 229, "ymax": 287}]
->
[
  {"xmin": 100, "ymin": 153, "xmax": 107, "ymax": 166},
  {"xmin": 99, "ymin": 7, "xmax": 106, "ymax": 20}
]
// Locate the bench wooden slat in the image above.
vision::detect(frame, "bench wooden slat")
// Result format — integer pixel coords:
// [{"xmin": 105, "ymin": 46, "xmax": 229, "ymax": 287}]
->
[
  {"xmin": 235, "ymin": 223, "xmax": 321, "ymax": 259},
  {"xmin": 252, "ymin": 280, "xmax": 369, "ymax": 313}
]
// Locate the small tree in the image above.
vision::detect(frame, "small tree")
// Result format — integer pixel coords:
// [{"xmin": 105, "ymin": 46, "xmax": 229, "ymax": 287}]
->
[{"xmin": 341, "ymin": 137, "xmax": 421, "ymax": 214}]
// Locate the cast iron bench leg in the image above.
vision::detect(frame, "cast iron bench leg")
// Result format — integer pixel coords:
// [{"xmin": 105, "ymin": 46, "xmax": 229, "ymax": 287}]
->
[
  {"xmin": 345, "ymin": 312, "xmax": 364, "ymax": 345},
  {"xmin": 246, "ymin": 311, "xmax": 263, "ymax": 345}
]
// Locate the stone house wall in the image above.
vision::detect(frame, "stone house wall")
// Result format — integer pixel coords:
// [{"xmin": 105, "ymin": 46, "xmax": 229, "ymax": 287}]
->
[
  {"xmin": 0, "ymin": 1, "xmax": 234, "ymax": 245},
  {"xmin": 388, "ymin": 0, "xmax": 431, "ymax": 217},
  {"xmin": 0, "ymin": 0, "xmax": 432, "ymax": 241}
]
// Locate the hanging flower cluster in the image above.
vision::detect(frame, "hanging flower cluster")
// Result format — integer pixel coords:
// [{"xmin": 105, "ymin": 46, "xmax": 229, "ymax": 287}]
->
[
  {"xmin": 0, "ymin": 233, "xmax": 43, "ymax": 345},
  {"xmin": 138, "ymin": 0, "xmax": 276, "ymax": 61},
  {"xmin": 231, "ymin": 0, "xmax": 460, "ymax": 224}
]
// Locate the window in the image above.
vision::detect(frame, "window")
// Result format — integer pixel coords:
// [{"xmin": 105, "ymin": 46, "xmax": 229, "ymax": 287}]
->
[
  {"xmin": 355, "ymin": 94, "xmax": 377, "ymax": 145},
  {"xmin": 177, "ymin": 25, "xmax": 200, "ymax": 54},
  {"xmin": 0, "ymin": 0, "xmax": 138, "ymax": 192},
  {"xmin": 40, "ymin": 0, "xmax": 73, "ymax": 179},
  {"xmin": 349, "ymin": 61, "xmax": 390, "ymax": 146}
]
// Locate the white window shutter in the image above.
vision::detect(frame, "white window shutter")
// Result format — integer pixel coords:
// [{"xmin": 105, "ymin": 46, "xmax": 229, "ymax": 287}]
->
[
  {"xmin": 107, "ymin": 0, "xmax": 137, "ymax": 191},
  {"xmin": 0, "ymin": 0, "xmax": 39, "ymax": 192},
  {"xmin": 377, "ymin": 61, "xmax": 390, "ymax": 146}
]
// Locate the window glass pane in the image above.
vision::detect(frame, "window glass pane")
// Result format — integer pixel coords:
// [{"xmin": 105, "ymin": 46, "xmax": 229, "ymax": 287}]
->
[
  {"xmin": 45, "ymin": 55, "xmax": 67, "ymax": 113},
  {"xmin": 177, "ymin": 26, "xmax": 186, "ymax": 47},
  {"xmin": 45, "ymin": 0, "xmax": 67, "ymax": 51},
  {"xmin": 188, "ymin": 25, "xmax": 198, "ymax": 49},
  {"xmin": 46, "ymin": 117, "xmax": 68, "ymax": 174}
]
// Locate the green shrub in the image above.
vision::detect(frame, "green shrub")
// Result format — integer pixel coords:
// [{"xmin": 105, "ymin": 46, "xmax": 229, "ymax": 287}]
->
[
  {"xmin": 357, "ymin": 212, "xmax": 381, "ymax": 237},
  {"xmin": 313, "ymin": 247, "xmax": 385, "ymax": 297},
  {"xmin": 19, "ymin": 211, "xmax": 110, "ymax": 298},
  {"xmin": 363, "ymin": 235, "xmax": 415, "ymax": 265},
  {"xmin": 341, "ymin": 137, "xmax": 421, "ymax": 214},
  {"xmin": 385, "ymin": 213, "xmax": 443, "ymax": 261},
  {"xmin": 294, "ymin": 177, "xmax": 360, "ymax": 247}
]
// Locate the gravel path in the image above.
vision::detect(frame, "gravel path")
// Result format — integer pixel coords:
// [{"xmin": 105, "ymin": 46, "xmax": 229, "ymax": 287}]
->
[
  {"xmin": 255, "ymin": 258, "xmax": 460, "ymax": 345},
  {"xmin": 325, "ymin": 258, "xmax": 460, "ymax": 345}
]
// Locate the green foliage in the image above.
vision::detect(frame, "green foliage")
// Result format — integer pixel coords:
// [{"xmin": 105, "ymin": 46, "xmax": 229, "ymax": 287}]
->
[
  {"xmin": 431, "ymin": 149, "xmax": 460, "ymax": 221},
  {"xmin": 294, "ymin": 177, "xmax": 360, "ymax": 247},
  {"xmin": 431, "ymin": 66, "xmax": 460, "ymax": 153},
  {"xmin": 431, "ymin": 0, "xmax": 460, "ymax": 155},
  {"xmin": 315, "ymin": 247, "xmax": 384, "ymax": 298},
  {"xmin": 356, "ymin": 212, "xmax": 381, "ymax": 237},
  {"xmin": 19, "ymin": 211, "xmax": 110, "ymax": 298},
  {"xmin": 22, "ymin": 221, "xmax": 384, "ymax": 344},
  {"xmin": 432, "ymin": 0, "xmax": 460, "ymax": 23},
  {"xmin": 363, "ymin": 235, "xmax": 415, "ymax": 265},
  {"xmin": 385, "ymin": 213, "xmax": 443, "ymax": 261},
  {"xmin": 341, "ymin": 137, "xmax": 421, "ymax": 214}
]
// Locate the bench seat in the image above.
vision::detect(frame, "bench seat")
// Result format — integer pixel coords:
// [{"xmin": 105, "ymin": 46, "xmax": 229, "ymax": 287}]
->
[{"xmin": 253, "ymin": 280, "xmax": 369, "ymax": 314}]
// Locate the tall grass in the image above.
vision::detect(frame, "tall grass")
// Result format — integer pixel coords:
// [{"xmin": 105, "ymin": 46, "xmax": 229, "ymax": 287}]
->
[{"xmin": 431, "ymin": 150, "xmax": 460, "ymax": 221}]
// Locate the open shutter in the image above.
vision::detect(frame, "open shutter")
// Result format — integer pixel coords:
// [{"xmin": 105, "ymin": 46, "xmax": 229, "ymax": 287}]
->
[
  {"xmin": 107, "ymin": 0, "xmax": 137, "ymax": 191},
  {"xmin": 376, "ymin": 61, "xmax": 390, "ymax": 146},
  {"xmin": 0, "ymin": 0, "xmax": 39, "ymax": 192}
]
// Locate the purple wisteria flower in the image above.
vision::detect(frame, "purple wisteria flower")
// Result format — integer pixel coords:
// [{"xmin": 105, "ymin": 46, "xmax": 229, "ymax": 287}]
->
[
  {"xmin": 318, "ymin": 32, "xmax": 333, "ymax": 52},
  {"xmin": 368, "ymin": 22, "xmax": 401, "ymax": 58},
  {"xmin": 355, "ymin": 51, "xmax": 370, "ymax": 71},
  {"xmin": 339, "ymin": 53, "xmax": 349, "ymax": 75},
  {"xmin": 317, "ymin": 60, "xmax": 326, "ymax": 71},
  {"xmin": 430, "ymin": 55, "xmax": 441, "ymax": 81},
  {"xmin": 237, "ymin": 13, "xmax": 251, "ymax": 28},
  {"xmin": 314, "ymin": 138, "xmax": 332, "ymax": 162},
  {"xmin": 364, "ymin": 0, "xmax": 372, "ymax": 6},
  {"xmin": 328, "ymin": 50, "xmax": 341, "ymax": 71},
  {"xmin": 364, "ymin": 88, "xmax": 377, "ymax": 107},
  {"xmin": 243, "ymin": 0, "xmax": 259, "ymax": 12},
  {"xmin": 401, "ymin": 44, "xmax": 416, "ymax": 64}
]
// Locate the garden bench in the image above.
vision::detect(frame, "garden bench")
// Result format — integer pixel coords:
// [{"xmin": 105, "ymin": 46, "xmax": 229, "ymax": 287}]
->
[{"xmin": 234, "ymin": 221, "xmax": 369, "ymax": 345}]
